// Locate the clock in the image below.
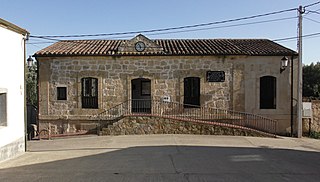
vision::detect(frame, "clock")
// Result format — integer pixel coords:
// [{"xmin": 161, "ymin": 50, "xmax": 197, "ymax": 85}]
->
[{"xmin": 135, "ymin": 41, "xmax": 146, "ymax": 52}]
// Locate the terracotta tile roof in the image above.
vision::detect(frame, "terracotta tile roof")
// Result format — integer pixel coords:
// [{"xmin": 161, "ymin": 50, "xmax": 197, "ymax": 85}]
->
[{"xmin": 34, "ymin": 38, "xmax": 296, "ymax": 57}]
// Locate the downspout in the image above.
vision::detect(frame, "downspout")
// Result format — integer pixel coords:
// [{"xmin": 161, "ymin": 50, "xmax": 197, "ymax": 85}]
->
[
  {"xmin": 24, "ymin": 33, "xmax": 30, "ymax": 151},
  {"xmin": 34, "ymin": 56, "xmax": 40, "ymax": 138},
  {"xmin": 290, "ymin": 55, "xmax": 294, "ymax": 136}
]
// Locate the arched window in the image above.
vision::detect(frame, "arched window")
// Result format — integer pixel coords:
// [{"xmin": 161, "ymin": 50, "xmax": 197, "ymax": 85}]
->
[
  {"xmin": 81, "ymin": 77, "xmax": 98, "ymax": 109},
  {"xmin": 260, "ymin": 76, "xmax": 276, "ymax": 109}
]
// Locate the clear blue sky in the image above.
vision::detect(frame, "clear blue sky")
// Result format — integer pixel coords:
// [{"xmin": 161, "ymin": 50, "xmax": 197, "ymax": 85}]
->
[{"xmin": 2, "ymin": 0, "xmax": 320, "ymax": 64}]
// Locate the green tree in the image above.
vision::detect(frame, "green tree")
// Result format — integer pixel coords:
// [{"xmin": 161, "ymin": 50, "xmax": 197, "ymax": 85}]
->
[
  {"xmin": 26, "ymin": 63, "xmax": 37, "ymax": 106},
  {"xmin": 303, "ymin": 62, "xmax": 320, "ymax": 98}
]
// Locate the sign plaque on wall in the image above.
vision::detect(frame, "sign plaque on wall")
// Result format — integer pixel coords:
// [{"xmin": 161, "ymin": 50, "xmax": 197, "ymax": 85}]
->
[{"xmin": 206, "ymin": 71, "xmax": 225, "ymax": 82}]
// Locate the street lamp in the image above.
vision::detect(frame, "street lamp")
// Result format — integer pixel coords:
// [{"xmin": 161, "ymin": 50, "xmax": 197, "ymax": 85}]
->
[
  {"xmin": 280, "ymin": 56, "xmax": 288, "ymax": 73},
  {"xmin": 27, "ymin": 56, "xmax": 33, "ymax": 68}
]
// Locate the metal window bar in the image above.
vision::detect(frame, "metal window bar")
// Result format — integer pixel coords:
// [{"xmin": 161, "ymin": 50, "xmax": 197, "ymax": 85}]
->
[{"xmin": 94, "ymin": 99, "xmax": 277, "ymax": 136}]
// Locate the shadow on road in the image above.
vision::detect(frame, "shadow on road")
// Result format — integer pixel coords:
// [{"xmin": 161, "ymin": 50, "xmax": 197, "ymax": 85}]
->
[{"xmin": 1, "ymin": 145, "xmax": 320, "ymax": 181}]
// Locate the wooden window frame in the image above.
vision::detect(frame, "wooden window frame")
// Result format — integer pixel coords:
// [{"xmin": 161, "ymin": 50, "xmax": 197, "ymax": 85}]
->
[
  {"xmin": 57, "ymin": 87, "xmax": 67, "ymax": 100},
  {"xmin": 0, "ymin": 90, "xmax": 7, "ymax": 127}
]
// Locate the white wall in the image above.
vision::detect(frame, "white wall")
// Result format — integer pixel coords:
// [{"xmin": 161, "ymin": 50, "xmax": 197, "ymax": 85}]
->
[{"xmin": 0, "ymin": 25, "xmax": 25, "ymax": 149}]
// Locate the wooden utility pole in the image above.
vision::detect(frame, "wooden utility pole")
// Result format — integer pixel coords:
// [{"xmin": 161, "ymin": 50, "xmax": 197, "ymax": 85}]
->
[{"xmin": 297, "ymin": 6, "xmax": 304, "ymax": 138}]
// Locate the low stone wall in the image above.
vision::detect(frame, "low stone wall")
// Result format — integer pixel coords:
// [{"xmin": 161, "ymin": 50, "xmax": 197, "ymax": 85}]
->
[
  {"xmin": 100, "ymin": 116, "xmax": 271, "ymax": 137},
  {"xmin": 39, "ymin": 120, "xmax": 113, "ymax": 135},
  {"xmin": 303, "ymin": 100, "xmax": 320, "ymax": 135},
  {"xmin": 312, "ymin": 100, "xmax": 320, "ymax": 132}
]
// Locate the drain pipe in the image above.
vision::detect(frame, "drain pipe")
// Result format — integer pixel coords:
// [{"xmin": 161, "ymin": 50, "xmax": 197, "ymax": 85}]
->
[
  {"xmin": 290, "ymin": 55, "xmax": 294, "ymax": 137},
  {"xmin": 24, "ymin": 32, "xmax": 30, "ymax": 151}
]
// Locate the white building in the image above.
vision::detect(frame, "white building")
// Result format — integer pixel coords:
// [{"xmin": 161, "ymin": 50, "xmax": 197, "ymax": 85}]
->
[{"xmin": 0, "ymin": 18, "xmax": 29, "ymax": 162}]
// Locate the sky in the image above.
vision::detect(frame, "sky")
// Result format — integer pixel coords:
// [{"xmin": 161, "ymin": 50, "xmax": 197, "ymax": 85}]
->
[{"xmin": 2, "ymin": 0, "xmax": 320, "ymax": 65}]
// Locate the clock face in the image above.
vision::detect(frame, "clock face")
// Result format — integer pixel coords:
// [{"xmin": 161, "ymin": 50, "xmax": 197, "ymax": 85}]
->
[{"xmin": 135, "ymin": 41, "xmax": 146, "ymax": 52}]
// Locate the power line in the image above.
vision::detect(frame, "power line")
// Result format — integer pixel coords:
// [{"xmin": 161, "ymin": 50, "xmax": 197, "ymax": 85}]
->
[
  {"xmin": 27, "ymin": 2, "xmax": 320, "ymax": 47},
  {"xmin": 30, "ymin": 7, "xmax": 297, "ymax": 39},
  {"xmin": 304, "ymin": 1, "xmax": 320, "ymax": 8},
  {"xmin": 29, "ymin": 16, "xmax": 298, "ymax": 43},
  {"xmin": 27, "ymin": 41, "xmax": 56, "ymax": 44},
  {"xmin": 306, "ymin": 10, "xmax": 320, "ymax": 15},
  {"xmin": 28, "ymin": 16, "xmax": 298, "ymax": 47},
  {"xmin": 37, "ymin": 16, "xmax": 298, "ymax": 41},
  {"xmin": 275, "ymin": 34, "xmax": 320, "ymax": 43},
  {"xmin": 305, "ymin": 16, "xmax": 320, "ymax": 24},
  {"xmin": 273, "ymin": 32, "xmax": 320, "ymax": 42},
  {"xmin": 143, "ymin": 16, "xmax": 298, "ymax": 38}
]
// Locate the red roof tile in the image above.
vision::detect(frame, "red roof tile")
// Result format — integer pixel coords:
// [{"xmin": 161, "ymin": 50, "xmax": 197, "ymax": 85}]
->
[{"xmin": 34, "ymin": 38, "xmax": 296, "ymax": 57}]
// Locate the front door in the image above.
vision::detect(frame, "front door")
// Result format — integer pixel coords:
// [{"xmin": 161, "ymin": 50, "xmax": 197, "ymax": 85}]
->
[
  {"xmin": 131, "ymin": 78, "xmax": 151, "ymax": 113},
  {"xmin": 184, "ymin": 77, "xmax": 200, "ymax": 108}
]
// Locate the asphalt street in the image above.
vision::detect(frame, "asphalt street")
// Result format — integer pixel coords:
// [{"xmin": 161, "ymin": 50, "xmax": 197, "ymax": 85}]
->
[{"xmin": 1, "ymin": 135, "xmax": 320, "ymax": 182}]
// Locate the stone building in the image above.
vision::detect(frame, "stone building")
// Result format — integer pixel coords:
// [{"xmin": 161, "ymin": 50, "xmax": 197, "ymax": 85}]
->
[{"xmin": 34, "ymin": 34, "xmax": 298, "ymax": 135}]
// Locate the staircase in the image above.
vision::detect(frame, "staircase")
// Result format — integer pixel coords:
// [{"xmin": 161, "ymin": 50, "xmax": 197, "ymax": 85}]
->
[{"xmin": 93, "ymin": 99, "xmax": 277, "ymax": 137}]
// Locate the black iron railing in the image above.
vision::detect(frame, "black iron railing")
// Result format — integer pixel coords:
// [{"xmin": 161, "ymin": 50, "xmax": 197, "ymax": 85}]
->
[{"xmin": 94, "ymin": 99, "xmax": 277, "ymax": 136}]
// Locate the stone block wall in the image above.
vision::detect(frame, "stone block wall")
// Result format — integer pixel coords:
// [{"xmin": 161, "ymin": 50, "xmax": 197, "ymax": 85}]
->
[
  {"xmin": 37, "ymin": 55, "xmax": 293, "ymax": 135},
  {"xmin": 101, "ymin": 116, "xmax": 270, "ymax": 137},
  {"xmin": 39, "ymin": 56, "xmax": 235, "ymax": 121},
  {"xmin": 303, "ymin": 100, "xmax": 320, "ymax": 135}
]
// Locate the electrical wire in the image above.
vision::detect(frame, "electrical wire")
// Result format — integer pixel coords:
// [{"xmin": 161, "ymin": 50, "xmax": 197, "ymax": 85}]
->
[
  {"xmin": 27, "ymin": 41, "xmax": 56, "ymax": 44},
  {"xmin": 28, "ymin": 1, "xmax": 320, "ymax": 40},
  {"xmin": 29, "ymin": 8, "xmax": 297, "ymax": 39},
  {"xmin": 142, "ymin": 16, "xmax": 298, "ymax": 38},
  {"xmin": 29, "ymin": 16, "xmax": 298, "ymax": 43},
  {"xmin": 305, "ymin": 16, "xmax": 320, "ymax": 24},
  {"xmin": 27, "ymin": 1, "xmax": 320, "ymax": 48},
  {"xmin": 307, "ymin": 10, "xmax": 320, "ymax": 15},
  {"xmin": 273, "ymin": 32, "xmax": 320, "ymax": 42},
  {"xmin": 304, "ymin": 1, "xmax": 320, "ymax": 8}
]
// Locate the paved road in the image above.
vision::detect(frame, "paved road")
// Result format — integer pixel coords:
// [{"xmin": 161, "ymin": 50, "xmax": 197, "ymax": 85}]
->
[{"xmin": 1, "ymin": 135, "xmax": 320, "ymax": 182}]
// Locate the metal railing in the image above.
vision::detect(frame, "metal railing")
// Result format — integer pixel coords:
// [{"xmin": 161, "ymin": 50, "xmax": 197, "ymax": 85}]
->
[{"xmin": 94, "ymin": 99, "xmax": 277, "ymax": 136}]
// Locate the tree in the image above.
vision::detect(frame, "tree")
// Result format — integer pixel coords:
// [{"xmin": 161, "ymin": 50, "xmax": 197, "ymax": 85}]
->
[
  {"xmin": 26, "ymin": 63, "xmax": 37, "ymax": 106},
  {"xmin": 303, "ymin": 62, "xmax": 320, "ymax": 98}
]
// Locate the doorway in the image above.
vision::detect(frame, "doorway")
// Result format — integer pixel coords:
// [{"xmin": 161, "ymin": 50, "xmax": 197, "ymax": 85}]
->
[
  {"xmin": 184, "ymin": 77, "xmax": 200, "ymax": 108},
  {"xmin": 131, "ymin": 78, "xmax": 151, "ymax": 113}
]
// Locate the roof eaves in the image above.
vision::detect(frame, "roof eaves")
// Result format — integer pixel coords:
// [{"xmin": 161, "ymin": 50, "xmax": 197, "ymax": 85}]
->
[{"xmin": 0, "ymin": 18, "xmax": 29, "ymax": 35}]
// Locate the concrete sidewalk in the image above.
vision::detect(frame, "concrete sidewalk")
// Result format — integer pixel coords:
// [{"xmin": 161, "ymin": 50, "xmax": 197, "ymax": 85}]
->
[{"xmin": 1, "ymin": 135, "xmax": 320, "ymax": 182}]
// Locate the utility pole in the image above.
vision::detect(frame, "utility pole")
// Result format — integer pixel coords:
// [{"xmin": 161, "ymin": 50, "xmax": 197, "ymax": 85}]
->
[{"xmin": 297, "ymin": 6, "xmax": 304, "ymax": 138}]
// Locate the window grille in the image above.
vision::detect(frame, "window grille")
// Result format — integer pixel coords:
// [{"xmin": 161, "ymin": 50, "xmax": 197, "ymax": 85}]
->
[{"xmin": 81, "ymin": 77, "xmax": 98, "ymax": 109}]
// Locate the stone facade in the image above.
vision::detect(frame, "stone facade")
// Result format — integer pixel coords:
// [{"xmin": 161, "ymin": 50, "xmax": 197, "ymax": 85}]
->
[
  {"xmin": 35, "ymin": 34, "xmax": 299, "ymax": 136},
  {"xmin": 101, "ymin": 116, "xmax": 270, "ymax": 137},
  {"xmin": 37, "ymin": 54, "xmax": 296, "ymax": 135}
]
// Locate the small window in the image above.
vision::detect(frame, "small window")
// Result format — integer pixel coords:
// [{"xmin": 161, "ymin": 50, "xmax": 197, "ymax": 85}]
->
[
  {"xmin": 57, "ymin": 87, "xmax": 67, "ymax": 100},
  {"xmin": 260, "ymin": 76, "xmax": 276, "ymax": 109},
  {"xmin": 0, "ymin": 92, "xmax": 7, "ymax": 127}
]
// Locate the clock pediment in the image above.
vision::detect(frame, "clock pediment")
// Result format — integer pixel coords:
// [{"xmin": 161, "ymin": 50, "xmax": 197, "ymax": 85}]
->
[{"xmin": 117, "ymin": 34, "xmax": 165, "ymax": 54}]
